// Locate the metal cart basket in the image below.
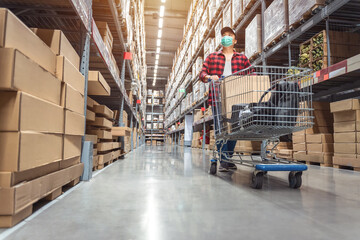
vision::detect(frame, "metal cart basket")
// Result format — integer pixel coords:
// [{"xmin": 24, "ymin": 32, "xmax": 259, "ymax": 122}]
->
[{"xmin": 209, "ymin": 66, "xmax": 313, "ymax": 189}]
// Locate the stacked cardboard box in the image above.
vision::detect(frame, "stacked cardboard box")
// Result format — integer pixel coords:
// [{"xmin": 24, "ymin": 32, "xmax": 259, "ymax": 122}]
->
[
  {"xmin": 112, "ymin": 127, "xmax": 131, "ymax": 153},
  {"xmin": 267, "ymin": 142, "xmax": 293, "ymax": 159},
  {"xmin": 209, "ymin": 129, "xmax": 216, "ymax": 150},
  {"xmin": 192, "ymin": 132, "xmax": 202, "ymax": 148},
  {"xmin": 331, "ymin": 99, "xmax": 360, "ymax": 170},
  {"xmin": 95, "ymin": 21, "xmax": 113, "ymax": 52},
  {"xmin": 0, "ymin": 10, "xmax": 84, "ymax": 227},
  {"xmin": 234, "ymin": 141, "xmax": 261, "ymax": 153},
  {"xmin": 293, "ymin": 102, "xmax": 334, "ymax": 166}
]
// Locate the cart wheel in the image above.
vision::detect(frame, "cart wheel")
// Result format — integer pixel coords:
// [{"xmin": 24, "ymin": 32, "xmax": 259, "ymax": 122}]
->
[
  {"xmin": 251, "ymin": 172, "xmax": 264, "ymax": 189},
  {"xmin": 209, "ymin": 162, "xmax": 217, "ymax": 175},
  {"xmin": 289, "ymin": 172, "xmax": 303, "ymax": 189}
]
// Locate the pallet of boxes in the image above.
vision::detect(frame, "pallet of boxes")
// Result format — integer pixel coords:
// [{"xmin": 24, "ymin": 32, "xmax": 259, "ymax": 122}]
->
[
  {"xmin": 331, "ymin": 99, "xmax": 360, "ymax": 171},
  {"xmin": 0, "ymin": 10, "xmax": 84, "ymax": 227},
  {"xmin": 293, "ymin": 102, "xmax": 334, "ymax": 167},
  {"xmin": 85, "ymin": 69, "xmax": 121, "ymax": 169}
]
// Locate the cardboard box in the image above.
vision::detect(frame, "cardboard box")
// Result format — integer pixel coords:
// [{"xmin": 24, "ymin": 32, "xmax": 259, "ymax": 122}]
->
[
  {"xmin": 333, "ymin": 156, "xmax": 360, "ymax": 168},
  {"xmin": 112, "ymin": 150, "xmax": 121, "ymax": 160},
  {"xmin": 91, "ymin": 117, "xmax": 112, "ymax": 129},
  {"xmin": 334, "ymin": 153, "xmax": 357, "ymax": 158},
  {"xmin": 333, "ymin": 110, "xmax": 360, "ymax": 123},
  {"xmin": 334, "ymin": 143, "xmax": 357, "ymax": 154},
  {"xmin": 307, "ymin": 143, "xmax": 334, "ymax": 153},
  {"xmin": 293, "ymin": 143, "xmax": 306, "ymax": 152},
  {"xmin": 0, "ymin": 205, "xmax": 33, "ymax": 228},
  {"xmin": 61, "ymin": 83, "xmax": 84, "ymax": 115},
  {"xmin": 0, "ymin": 91, "xmax": 64, "ymax": 133},
  {"xmin": 330, "ymin": 99, "xmax": 360, "ymax": 113},
  {"xmin": 313, "ymin": 110, "xmax": 334, "ymax": 126},
  {"xmin": 293, "ymin": 151, "xmax": 307, "ymax": 161},
  {"xmin": 63, "ymin": 135, "xmax": 82, "ymax": 160},
  {"xmin": 97, "ymin": 142, "xmax": 113, "ymax": 152},
  {"xmin": 0, "ymin": 9, "xmax": 56, "ymax": 74},
  {"xmin": 334, "ymin": 132, "xmax": 357, "ymax": 143},
  {"xmin": 307, "ymin": 152, "xmax": 333, "ymax": 165},
  {"xmin": 85, "ymin": 134, "xmax": 97, "ymax": 144},
  {"xmin": 31, "ymin": 28, "xmax": 80, "ymax": 69},
  {"xmin": 111, "ymin": 127, "xmax": 131, "ymax": 137},
  {"xmin": 56, "ymin": 56, "xmax": 85, "ymax": 95},
  {"xmin": 306, "ymin": 126, "xmax": 333, "ymax": 134},
  {"xmin": 88, "ymin": 71, "xmax": 111, "ymax": 96},
  {"xmin": 0, "ymin": 163, "xmax": 83, "ymax": 216},
  {"xmin": 87, "ymin": 129, "xmax": 112, "ymax": 140},
  {"xmin": 334, "ymin": 121, "xmax": 360, "ymax": 133},
  {"xmin": 0, "ymin": 48, "xmax": 60, "ymax": 105},
  {"xmin": 0, "ymin": 132, "xmax": 62, "ymax": 172},
  {"xmin": 98, "ymin": 152, "xmax": 112, "ymax": 165},
  {"xmin": 313, "ymin": 102, "xmax": 331, "ymax": 110},
  {"xmin": 306, "ymin": 134, "xmax": 333, "ymax": 143},
  {"xmin": 87, "ymin": 97, "xmax": 95, "ymax": 109},
  {"xmin": 113, "ymin": 142, "xmax": 121, "ymax": 149},
  {"xmin": 64, "ymin": 110, "xmax": 85, "ymax": 136},
  {"xmin": 86, "ymin": 109, "xmax": 95, "ymax": 122},
  {"xmin": 93, "ymin": 105, "xmax": 114, "ymax": 120}
]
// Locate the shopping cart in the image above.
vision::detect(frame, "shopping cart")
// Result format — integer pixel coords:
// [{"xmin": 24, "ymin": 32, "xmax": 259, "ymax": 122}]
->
[{"xmin": 209, "ymin": 66, "xmax": 313, "ymax": 189}]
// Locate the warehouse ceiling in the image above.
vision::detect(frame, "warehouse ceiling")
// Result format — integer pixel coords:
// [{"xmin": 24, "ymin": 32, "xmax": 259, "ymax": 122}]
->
[{"xmin": 144, "ymin": 0, "xmax": 191, "ymax": 90}]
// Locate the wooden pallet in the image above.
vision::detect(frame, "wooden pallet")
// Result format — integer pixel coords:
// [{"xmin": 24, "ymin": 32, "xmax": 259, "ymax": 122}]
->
[
  {"xmin": 97, "ymin": 160, "xmax": 113, "ymax": 170},
  {"xmin": 296, "ymin": 160, "xmax": 332, "ymax": 167},
  {"xmin": 333, "ymin": 165, "xmax": 360, "ymax": 172},
  {"xmin": 289, "ymin": 4, "xmax": 324, "ymax": 32},
  {"xmin": 264, "ymin": 31, "xmax": 288, "ymax": 51},
  {"xmin": 248, "ymin": 51, "xmax": 262, "ymax": 61},
  {"xmin": 0, "ymin": 177, "xmax": 81, "ymax": 228}
]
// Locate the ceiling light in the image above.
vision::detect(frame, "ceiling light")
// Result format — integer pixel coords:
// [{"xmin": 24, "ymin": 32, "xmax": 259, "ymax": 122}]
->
[
  {"xmin": 156, "ymin": 47, "xmax": 160, "ymax": 53},
  {"xmin": 158, "ymin": 18, "xmax": 163, "ymax": 28},
  {"xmin": 158, "ymin": 29, "xmax": 162, "ymax": 38},
  {"xmin": 156, "ymin": 39, "xmax": 161, "ymax": 47},
  {"xmin": 153, "ymin": 82, "xmax": 155, "ymax": 86},
  {"xmin": 161, "ymin": 0, "xmax": 166, "ymax": 3},
  {"xmin": 155, "ymin": 60, "xmax": 159, "ymax": 65},
  {"xmin": 155, "ymin": 54, "xmax": 160, "ymax": 60},
  {"xmin": 159, "ymin": 6, "xmax": 165, "ymax": 17}
]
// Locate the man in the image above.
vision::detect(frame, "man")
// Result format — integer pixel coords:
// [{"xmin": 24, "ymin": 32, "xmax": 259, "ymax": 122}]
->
[{"xmin": 200, "ymin": 27, "xmax": 251, "ymax": 172}]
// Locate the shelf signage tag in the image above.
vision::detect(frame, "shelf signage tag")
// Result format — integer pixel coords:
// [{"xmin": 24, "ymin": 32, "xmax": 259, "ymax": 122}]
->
[
  {"xmin": 124, "ymin": 52, "xmax": 132, "ymax": 60},
  {"xmin": 137, "ymin": 99, "xmax": 141, "ymax": 104},
  {"xmin": 201, "ymin": 107, "xmax": 205, "ymax": 112}
]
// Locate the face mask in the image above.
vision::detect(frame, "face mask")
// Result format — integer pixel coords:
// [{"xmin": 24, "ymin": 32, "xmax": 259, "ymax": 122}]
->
[{"xmin": 221, "ymin": 36, "xmax": 233, "ymax": 47}]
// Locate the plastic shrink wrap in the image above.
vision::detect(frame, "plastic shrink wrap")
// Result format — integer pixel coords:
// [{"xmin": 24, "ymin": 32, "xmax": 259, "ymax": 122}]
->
[
  {"xmin": 264, "ymin": 0, "xmax": 288, "ymax": 48},
  {"xmin": 245, "ymin": 14, "xmax": 262, "ymax": 59}
]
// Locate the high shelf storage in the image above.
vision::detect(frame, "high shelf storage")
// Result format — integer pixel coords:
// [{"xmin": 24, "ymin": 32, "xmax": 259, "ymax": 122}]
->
[
  {"xmin": 145, "ymin": 89, "xmax": 165, "ymax": 145},
  {"xmin": 164, "ymin": 0, "xmax": 360, "ymax": 155}
]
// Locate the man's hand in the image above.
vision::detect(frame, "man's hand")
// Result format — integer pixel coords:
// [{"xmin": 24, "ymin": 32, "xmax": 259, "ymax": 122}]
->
[{"xmin": 207, "ymin": 75, "xmax": 219, "ymax": 81}]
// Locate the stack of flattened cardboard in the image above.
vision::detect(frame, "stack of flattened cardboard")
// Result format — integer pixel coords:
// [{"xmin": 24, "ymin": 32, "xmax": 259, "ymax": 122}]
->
[
  {"xmin": 112, "ymin": 127, "xmax": 131, "ymax": 153},
  {"xmin": 267, "ymin": 142, "xmax": 293, "ymax": 160},
  {"xmin": 331, "ymin": 99, "xmax": 360, "ymax": 170},
  {"xmin": 95, "ymin": 21, "xmax": 113, "ymax": 52},
  {"xmin": 234, "ymin": 141, "xmax": 261, "ymax": 153},
  {"xmin": 293, "ymin": 102, "xmax": 334, "ymax": 166},
  {"xmin": 0, "ymin": 9, "xmax": 83, "ymax": 227}
]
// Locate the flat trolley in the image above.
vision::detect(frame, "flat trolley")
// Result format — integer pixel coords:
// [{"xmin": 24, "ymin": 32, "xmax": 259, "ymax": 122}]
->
[{"xmin": 209, "ymin": 66, "xmax": 313, "ymax": 189}]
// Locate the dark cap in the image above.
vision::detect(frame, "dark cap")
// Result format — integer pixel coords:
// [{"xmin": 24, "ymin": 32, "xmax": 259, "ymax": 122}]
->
[{"xmin": 221, "ymin": 27, "xmax": 236, "ymax": 36}]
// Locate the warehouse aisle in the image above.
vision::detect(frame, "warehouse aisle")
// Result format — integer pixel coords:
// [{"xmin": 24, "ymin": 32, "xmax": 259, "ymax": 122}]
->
[{"xmin": 2, "ymin": 145, "xmax": 360, "ymax": 240}]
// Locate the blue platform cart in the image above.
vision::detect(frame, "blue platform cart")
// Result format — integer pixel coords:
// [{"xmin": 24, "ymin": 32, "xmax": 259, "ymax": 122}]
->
[{"xmin": 209, "ymin": 66, "xmax": 313, "ymax": 189}]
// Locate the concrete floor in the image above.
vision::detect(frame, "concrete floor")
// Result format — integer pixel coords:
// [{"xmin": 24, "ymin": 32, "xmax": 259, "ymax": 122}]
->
[{"xmin": 1, "ymin": 145, "xmax": 360, "ymax": 240}]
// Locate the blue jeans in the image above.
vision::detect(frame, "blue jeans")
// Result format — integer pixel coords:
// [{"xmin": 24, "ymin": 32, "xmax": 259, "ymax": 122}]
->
[{"xmin": 212, "ymin": 104, "xmax": 237, "ymax": 162}]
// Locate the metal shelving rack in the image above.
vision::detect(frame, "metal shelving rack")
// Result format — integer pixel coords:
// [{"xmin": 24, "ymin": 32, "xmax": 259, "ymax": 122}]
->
[
  {"xmin": 0, "ymin": 0, "xmax": 146, "ymax": 173},
  {"xmin": 165, "ymin": 0, "xmax": 360, "ymax": 149},
  {"xmin": 146, "ymin": 94, "xmax": 165, "ymax": 145}
]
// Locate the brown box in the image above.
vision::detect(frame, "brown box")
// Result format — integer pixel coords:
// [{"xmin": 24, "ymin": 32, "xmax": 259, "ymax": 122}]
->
[
  {"xmin": 334, "ymin": 143, "xmax": 357, "ymax": 154},
  {"xmin": 87, "ymin": 97, "xmax": 95, "ymax": 109},
  {"xmin": 334, "ymin": 121, "xmax": 360, "ymax": 133},
  {"xmin": 86, "ymin": 109, "xmax": 95, "ymax": 122},
  {"xmin": 307, "ymin": 152, "xmax": 333, "ymax": 165},
  {"xmin": 0, "ymin": 9, "xmax": 56, "ymax": 74},
  {"xmin": 112, "ymin": 150, "xmax": 121, "ymax": 160},
  {"xmin": 313, "ymin": 102, "xmax": 331, "ymax": 110},
  {"xmin": 333, "ymin": 156, "xmax": 360, "ymax": 168},
  {"xmin": 97, "ymin": 142, "xmax": 113, "ymax": 152},
  {"xmin": 63, "ymin": 135, "xmax": 82, "ymax": 160},
  {"xmin": 0, "ymin": 132, "xmax": 62, "ymax": 172},
  {"xmin": 93, "ymin": 105, "xmax": 114, "ymax": 120},
  {"xmin": 88, "ymin": 71, "xmax": 111, "ymax": 96},
  {"xmin": 0, "ymin": 91, "xmax": 63, "ymax": 133},
  {"xmin": 112, "ymin": 127, "xmax": 131, "ymax": 137},
  {"xmin": 313, "ymin": 110, "xmax": 333, "ymax": 126},
  {"xmin": 330, "ymin": 99, "xmax": 360, "ymax": 113},
  {"xmin": 333, "ymin": 110, "xmax": 360, "ymax": 123},
  {"xmin": 334, "ymin": 132, "xmax": 357, "ymax": 143},
  {"xmin": 293, "ymin": 151, "xmax": 307, "ymax": 161},
  {"xmin": 87, "ymin": 129, "xmax": 112, "ymax": 140},
  {"xmin": 0, "ymin": 48, "xmax": 60, "ymax": 105},
  {"xmin": 113, "ymin": 142, "xmax": 121, "ymax": 149},
  {"xmin": 85, "ymin": 134, "xmax": 97, "ymax": 144},
  {"xmin": 307, "ymin": 143, "xmax": 334, "ymax": 153},
  {"xmin": 306, "ymin": 126, "xmax": 333, "ymax": 134},
  {"xmin": 61, "ymin": 83, "xmax": 84, "ymax": 115},
  {"xmin": 56, "ymin": 56, "xmax": 85, "ymax": 95},
  {"xmin": 91, "ymin": 117, "xmax": 112, "ymax": 129},
  {"xmin": 64, "ymin": 110, "xmax": 85, "ymax": 136},
  {"xmin": 334, "ymin": 153, "xmax": 357, "ymax": 158},
  {"xmin": 306, "ymin": 134, "xmax": 333, "ymax": 143},
  {"xmin": 293, "ymin": 143, "xmax": 306, "ymax": 152},
  {"xmin": 0, "ymin": 163, "xmax": 83, "ymax": 217},
  {"xmin": 31, "ymin": 28, "xmax": 80, "ymax": 70},
  {"xmin": 98, "ymin": 152, "xmax": 112, "ymax": 165}
]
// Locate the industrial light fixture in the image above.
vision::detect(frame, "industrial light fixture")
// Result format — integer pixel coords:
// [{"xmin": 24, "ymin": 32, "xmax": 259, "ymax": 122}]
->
[
  {"xmin": 156, "ymin": 47, "xmax": 160, "ymax": 53},
  {"xmin": 159, "ymin": 5, "xmax": 165, "ymax": 17},
  {"xmin": 156, "ymin": 39, "xmax": 161, "ymax": 47},
  {"xmin": 155, "ymin": 60, "xmax": 159, "ymax": 66},
  {"xmin": 158, "ymin": 18, "xmax": 163, "ymax": 28},
  {"xmin": 155, "ymin": 54, "xmax": 160, "ymax": 60},
  {"xmin": 158, "ymin": 29, "xmax": 162, "ymax": 38},
  {"xmin": 161, "ymin": 0, "xmax": 166, "ymax": 3}
]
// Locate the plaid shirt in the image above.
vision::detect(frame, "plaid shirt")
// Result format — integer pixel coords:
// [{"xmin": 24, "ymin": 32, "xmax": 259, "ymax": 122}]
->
[{"xmin": 200, "ymin": 51, "xmax": 251, "ymax": 106}]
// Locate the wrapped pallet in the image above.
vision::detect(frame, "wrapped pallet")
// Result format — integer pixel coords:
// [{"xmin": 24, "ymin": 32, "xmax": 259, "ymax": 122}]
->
[
  {"xmin": 223, "ymin": 2, "xmax": 232, "ymax": 28},
  {"xmin": 264, "ymin": 0, "xmax": 289, "ymax": 48},
  {"xmin": 215, "ymin": 19, "xmax": 223, "ymax": 49},
  {"xmin": 232, "ymin": 0, "xmax": 243, "ymax": 26},
  {"xmin": 245, "ymin": 14, "xmax": 262, "ymax": 60},
  {"xmin": 288, "ymin": 0, "xmax": 325, "ymax": 27}
]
